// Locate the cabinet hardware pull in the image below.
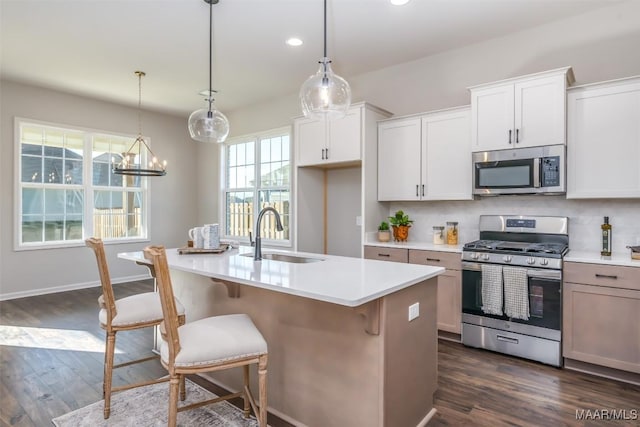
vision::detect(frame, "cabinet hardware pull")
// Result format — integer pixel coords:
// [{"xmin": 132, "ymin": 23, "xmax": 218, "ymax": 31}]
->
[
  {"xmin": 516, "ymin": 128, "xmax": 520, "ymax": 144},
  {"xmin": 497, "ymin": 335, "xmax": 519, "ymax": 344},
  {"xmin": 321, "ymin": 148, "xmax": 325, "ymax": 160},
  {"xmin": 426, "ymin": 258, "xmax": 441, "ymax": 262},
  {"xmin": 416, "ymin": 185, "xmax": 419, "ymax": 197},
  {"xmin": 508, "ymin": 129, "xmax": 512, "ymax": 144},
  {"xmin": 378, "ymin": 253, "xmax": 390, "ymax": 257},
  {"xmin": 421, "ymin": 184, "xmax": 425, "ymax": 197},
  {"xmin": 595, "ymin": 274, "xmax": 618, "ymax": 279},
  {"xmin": 326, "ymin": 148, "xmax": 329, "ymax": 159}
]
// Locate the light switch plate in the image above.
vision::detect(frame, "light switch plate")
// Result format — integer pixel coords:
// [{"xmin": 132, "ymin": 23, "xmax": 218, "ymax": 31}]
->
[{"xmin": 408, "ymin": 302, "xmax": 419, "ymax": 321}]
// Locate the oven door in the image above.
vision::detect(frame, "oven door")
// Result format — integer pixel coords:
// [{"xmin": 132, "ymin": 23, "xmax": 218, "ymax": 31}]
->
[{"xmin": 461, "ymin": 261, "xmax": 562, "ymax": 331}]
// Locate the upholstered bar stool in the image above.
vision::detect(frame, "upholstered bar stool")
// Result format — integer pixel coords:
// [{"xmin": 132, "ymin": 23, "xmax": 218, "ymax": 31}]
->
[
  {"xmin": 143, "ymin": 245, "xmax": 268, "ymax": 427},
  {"xmin": 85, "ymin": 237, "xmax": 186, "ymax": 419}
]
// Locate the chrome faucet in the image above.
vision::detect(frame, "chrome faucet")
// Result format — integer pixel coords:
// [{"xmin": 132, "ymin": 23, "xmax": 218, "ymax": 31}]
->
[{"xmin": 253, "ymin": 206, "xmax": 284, "ymax": 261}]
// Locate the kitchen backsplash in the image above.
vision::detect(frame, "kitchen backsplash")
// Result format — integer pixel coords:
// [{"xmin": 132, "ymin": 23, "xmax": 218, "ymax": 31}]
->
[{"xmin": 389, "ymin": 196, "xmax": 640, "ymax": 254}]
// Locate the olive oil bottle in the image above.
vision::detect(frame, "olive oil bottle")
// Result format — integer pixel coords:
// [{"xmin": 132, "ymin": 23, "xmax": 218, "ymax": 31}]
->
[{"xmin": 601, "ymin": 216, "xmax": 612, "ymax": 256}]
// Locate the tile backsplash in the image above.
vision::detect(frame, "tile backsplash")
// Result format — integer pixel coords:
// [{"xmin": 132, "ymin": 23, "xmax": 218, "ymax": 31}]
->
[{"xmin": 389, "ymin": 196, "xmax": 640, "ymax": 253}]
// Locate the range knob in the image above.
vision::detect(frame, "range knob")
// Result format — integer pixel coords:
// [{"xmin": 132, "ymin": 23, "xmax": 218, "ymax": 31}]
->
[
  {"xmin": 526, "ymin": 257, "xmax": 536, "ymax": 265},
  {"xmin": 482, "ymin": 254, "xmax": 490, "ymax": 261},
  {"xmin": 503, "ymin": 255, "xmax": 512, "ymax": 263},
  {"xmin": 540, "ymin": 259, "xmax": 549, "ymax": 266},
  {"xmin": 470, "ymin": 253, "xmax": 479, "ymax": 260}
]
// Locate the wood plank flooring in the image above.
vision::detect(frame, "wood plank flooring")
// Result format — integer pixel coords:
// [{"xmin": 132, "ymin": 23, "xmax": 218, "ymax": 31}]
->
[{"xmin": 1, "ymin": 282, "xmax": 638, "ymax": 426}]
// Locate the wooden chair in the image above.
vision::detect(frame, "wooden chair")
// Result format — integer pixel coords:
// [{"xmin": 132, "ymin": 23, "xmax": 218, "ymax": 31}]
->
[
  {"xmin": 85, "ymin": 237, "xmax": 186, "ymax": 419},
  {"xmin": 143, "ymin": 245, "xmax": 268, "ymax": 427}
]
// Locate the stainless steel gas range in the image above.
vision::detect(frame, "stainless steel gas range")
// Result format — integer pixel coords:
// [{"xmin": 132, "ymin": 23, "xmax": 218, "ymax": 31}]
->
[{"xmin": 461, "ymin": 215, "xmax": 569, "ymax": 367}]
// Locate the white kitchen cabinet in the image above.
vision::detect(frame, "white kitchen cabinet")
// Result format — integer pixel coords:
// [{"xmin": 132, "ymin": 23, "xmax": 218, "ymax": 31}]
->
[
  {"xmin": 378, "ymin": 107, "xmax": 472, "ymax": 201},
  {"xmin": 469, "ymin": 67, "xmax": 574, "ymax": 152},
  {"xmin": 295, "ymin": 103, "xmax": 392, "ymax": 258},
  {"xmin": 295, "ymin": 106, "xmax": 362, "ymax": 167},
  {"xmin": 377, "ymin": 117, "xmax": 422, "ymax": 200},
  {"xmin": 567, "ymin": 76, "xmax": 640, "ymax": 199}
]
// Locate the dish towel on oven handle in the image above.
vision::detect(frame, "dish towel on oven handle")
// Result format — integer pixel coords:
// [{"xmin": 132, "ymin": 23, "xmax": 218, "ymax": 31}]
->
[
  {"xmin": 481, "ymin": 264, "xmax": 504, "ymax": 316},
  {"xmin": 503, "ymin": 266, "xmax": 530, "ymax": 320}
]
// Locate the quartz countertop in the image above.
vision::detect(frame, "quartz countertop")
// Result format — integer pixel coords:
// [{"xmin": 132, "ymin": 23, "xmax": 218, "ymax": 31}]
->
[
  {"xmin": 118, "ymin": 247, "xmax": 444, "ymax": 307},
  {"xmin": 364, "ymin": 240, "xmax": 464, "ymax": 253},
  {"xmin": 564, "ymin": 250, "xmax": 640, "ymax": 268}
]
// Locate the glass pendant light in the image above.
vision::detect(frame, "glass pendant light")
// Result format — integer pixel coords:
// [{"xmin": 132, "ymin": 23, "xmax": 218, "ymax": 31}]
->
[
  {"xmin": 300, "ymin": 0, "xmax": 351, "ymax": 120},
  {"xmin": 188, "ymin": 0, "xmax": 229, "ymax": 143},
  {"xmin": 113, "ymin": 71, "xmax": 167, "ymax": 177}
]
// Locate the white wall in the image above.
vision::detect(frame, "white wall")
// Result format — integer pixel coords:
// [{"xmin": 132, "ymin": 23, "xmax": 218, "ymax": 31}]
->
[{"xmin": 0, "ymin": 80, "xmax": 199, "ymax": 299}]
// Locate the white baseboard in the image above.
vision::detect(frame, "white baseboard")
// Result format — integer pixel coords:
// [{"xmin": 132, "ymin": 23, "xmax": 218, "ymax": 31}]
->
[{"xmin": 0, "ymin": 274, "xmax": 151, "ymax": 301}]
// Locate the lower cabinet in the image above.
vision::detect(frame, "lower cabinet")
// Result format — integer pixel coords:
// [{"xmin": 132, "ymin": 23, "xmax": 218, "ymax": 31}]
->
[
  {"xmin": 363, "ymin": 246, "xmax": 462, "ymax": 337},
  {"xmin": 563, "ymin": 262, "xmax": 640, "ymax": 376},
  {"xmin": 409, "ymin": 250, "xmax": 462, "ymax": 336}
]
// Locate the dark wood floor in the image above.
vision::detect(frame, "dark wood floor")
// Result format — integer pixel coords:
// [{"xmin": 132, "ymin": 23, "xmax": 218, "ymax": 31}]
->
[{"xmin": 1, "ymin": 282, "xmax": 638, "ymax": 427}]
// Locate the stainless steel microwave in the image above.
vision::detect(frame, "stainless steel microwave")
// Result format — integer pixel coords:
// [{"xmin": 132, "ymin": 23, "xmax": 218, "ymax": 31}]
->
[{"xmin": 472, "ymin": 144, "xmax": 565, "ymax": 196}]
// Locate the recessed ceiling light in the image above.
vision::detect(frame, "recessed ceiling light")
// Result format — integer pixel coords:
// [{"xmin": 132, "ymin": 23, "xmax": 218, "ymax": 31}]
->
[
  {"xmin": 286, "ymin": 37, "xmax": 303, "ymax": 47},
  {"xmin": 390, "ymin": 0, "xmax": 410, "ymax": 5}
]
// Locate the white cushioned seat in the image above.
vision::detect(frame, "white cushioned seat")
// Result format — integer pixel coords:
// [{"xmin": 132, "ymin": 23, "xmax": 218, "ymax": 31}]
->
[
  {"xmin": 99, "ymin": 292, "xmax": 185, "ymax": 327},
  {"xmin": 160, "ymin": 313, "xmax": 268, "ymax": 368}
]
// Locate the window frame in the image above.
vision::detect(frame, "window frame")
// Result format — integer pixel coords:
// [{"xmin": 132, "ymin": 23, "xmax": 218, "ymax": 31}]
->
[
  {"xmin": 220, "ymin": 126, "xmax": 293, "ymax": 248},
  {"xmin": 14, "ymin": 117, "xmax": 152, "ymax": 251}
]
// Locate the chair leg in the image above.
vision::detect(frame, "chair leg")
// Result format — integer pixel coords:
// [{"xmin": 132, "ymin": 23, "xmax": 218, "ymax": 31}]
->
[
  {"xmin": 242, "ymin": 365, "xmax": 250, "ymax": 417},
  {"xmin": 258, "ymin": 354, "xmax": 268, "ymax": 427},
  {"xmin": 179, "ymin": 374, "xmax": 186, "ymax": 401},
  {"xmin": 103, "ymin": 331, "xmax": 116, "ymax": 419},
  {"xmin": 168, "ymin": 375, "xmax": 180, "ymax": 427}
]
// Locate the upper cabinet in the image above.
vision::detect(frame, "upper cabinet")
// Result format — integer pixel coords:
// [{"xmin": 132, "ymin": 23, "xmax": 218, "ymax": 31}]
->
[
  {"xmin": 567, "ymin": 76, "xmax": 640, "ymax": 199},
  {"xmin": 378, "ymin": 106, "xmax": 472, "ymax": 201},
  {"xmin": 469, "ymin": 67, "xmax": 575, "ymax": 152},
  {"xmin": 295, "ymin": 103, "xmax": 391, "ymax": 167}
]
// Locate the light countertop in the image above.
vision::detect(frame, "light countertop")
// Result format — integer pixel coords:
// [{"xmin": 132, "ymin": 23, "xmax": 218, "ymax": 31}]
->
[
  {"xmin": 118, "ymin": 247, "xmax": 444, "ymax": 307},
  {"xmin": 564, "ymin": 250, "xmax": 640, "ymax": 268},
  {"xmin": 364, "ymin": 240, "xmax": 464, "ymax": 253}
]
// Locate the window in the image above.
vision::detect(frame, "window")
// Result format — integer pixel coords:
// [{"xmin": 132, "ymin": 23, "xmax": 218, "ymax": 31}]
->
[
  {"xmin": 16, "ymin": 119, "xmax": 149, "ymax": 249},
  {"xmin": 223, "ymin": 128, "xmax": 291, "ymax": 245}
]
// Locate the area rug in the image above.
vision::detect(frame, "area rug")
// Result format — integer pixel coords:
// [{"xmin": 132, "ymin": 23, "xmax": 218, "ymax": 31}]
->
[{"xmin": 52, "ymin": 379, "xmax": 261, "ymax": 426}]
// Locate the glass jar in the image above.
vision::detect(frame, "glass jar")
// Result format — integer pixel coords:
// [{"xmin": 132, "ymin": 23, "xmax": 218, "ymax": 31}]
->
[
  {"xmin": 446, "ymin": 222, "xmax": 459, "ymax": 245},
  {"xmin": 432, "ymin": 226, "xmax": 445, "ymax": 245}
]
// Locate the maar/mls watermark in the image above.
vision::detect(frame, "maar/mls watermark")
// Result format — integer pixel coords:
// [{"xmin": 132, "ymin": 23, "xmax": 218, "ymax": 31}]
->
[{"xmin": 576, "ymin": 408, "xmax": 638, "ymax": 421}]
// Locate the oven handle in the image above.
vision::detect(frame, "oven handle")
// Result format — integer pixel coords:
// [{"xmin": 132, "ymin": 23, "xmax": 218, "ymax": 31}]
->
[{"xmin": 461, "ymin": 261, "xmax": 561, "ymax": 280}]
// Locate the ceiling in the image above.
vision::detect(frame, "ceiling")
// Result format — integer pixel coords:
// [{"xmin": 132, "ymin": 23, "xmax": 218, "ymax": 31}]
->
[{"xmin": 0, "ymin": 0, "xmax": 621, "ymax": 117}]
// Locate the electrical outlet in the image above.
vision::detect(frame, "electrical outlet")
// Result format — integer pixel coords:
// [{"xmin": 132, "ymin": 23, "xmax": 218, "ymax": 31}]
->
[
  {"xmin": 356, "ymin": 216, "xmax": 362, "ymax": 226},
  {"xmin": 408, "ymin": 302, "xmax": 420, "ymax": 321}
]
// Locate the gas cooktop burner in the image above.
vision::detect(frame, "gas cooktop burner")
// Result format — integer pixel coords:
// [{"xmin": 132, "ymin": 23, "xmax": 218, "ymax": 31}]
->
[{"xmin": 463, "ymin": 240, "xmax": 568, "ymax": 256}]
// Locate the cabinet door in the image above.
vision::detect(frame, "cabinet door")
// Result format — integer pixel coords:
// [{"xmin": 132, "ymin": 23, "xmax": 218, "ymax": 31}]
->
[
  {"xmin": 377, "ymin": 117, "xmax": 422, "ymax": 201},
  {"xmin": 436, "ymin": 271, "xmax": 462, "ymax": 334},
  {"xmin": 563, "ymin": 282, "xmax": 640, "ymax": 373},
  {"xmin": 471, "ymin": 83, "xmax": 514, "ymax": 152},
  {"xmin": 295, "ymin": 117, "xmax": 327, "ymax": 166},
  {"xmin": 408, "ymin": 249, "xmax": 462, "ymax": 334},
  {"xmin": 567, "ymin": 79, "xmax": 640, "ymax": 198},
  {"xmin": 514, "ymin": 74, "xmax": 566, "ymax": 148},
  {"xmin": 422, "ymin": 108, "xmax": 472, "ymax": 200},
  {"xmin": 327, "ymin": 107, "xmax": 362, "ymax": 164}
]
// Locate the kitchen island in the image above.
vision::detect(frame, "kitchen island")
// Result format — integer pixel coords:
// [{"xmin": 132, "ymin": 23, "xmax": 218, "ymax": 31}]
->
[{"xmin": 118, "ymin": 246, "xmax": 444, "ymax": 427}]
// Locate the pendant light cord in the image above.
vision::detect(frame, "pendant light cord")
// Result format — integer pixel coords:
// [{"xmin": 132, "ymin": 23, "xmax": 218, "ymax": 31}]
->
[
  {"xmin": 208, "ymin": 0, "xmax": 213, "ymax": 113},
  {"xmin": 323, "ymin": 0, "xmax": 327, "ymax": 58},
  {"xmin": 137, "ymin": 72, "xmax": 142, "ymax": 136}
]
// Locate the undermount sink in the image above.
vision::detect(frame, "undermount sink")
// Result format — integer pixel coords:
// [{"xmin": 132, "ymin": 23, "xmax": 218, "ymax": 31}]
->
[{"xmin": 240, "ymin": 252, "xmax": 324, "ymax": 263}]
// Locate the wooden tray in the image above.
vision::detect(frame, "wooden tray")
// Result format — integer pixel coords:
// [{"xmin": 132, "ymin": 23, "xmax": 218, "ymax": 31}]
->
[{"xmin": 177, "ymin": 244, "xmax": 230, "ymax": 255}]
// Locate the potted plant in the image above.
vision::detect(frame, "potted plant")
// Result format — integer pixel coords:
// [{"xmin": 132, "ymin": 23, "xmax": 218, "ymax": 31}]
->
[
  {"xmin": 377, "ymin": 221, "xmax": 391, "ymax": 242},
  {"xmin": 388, "ymin": 210, "xmax": 413, "ymax": 242}
]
